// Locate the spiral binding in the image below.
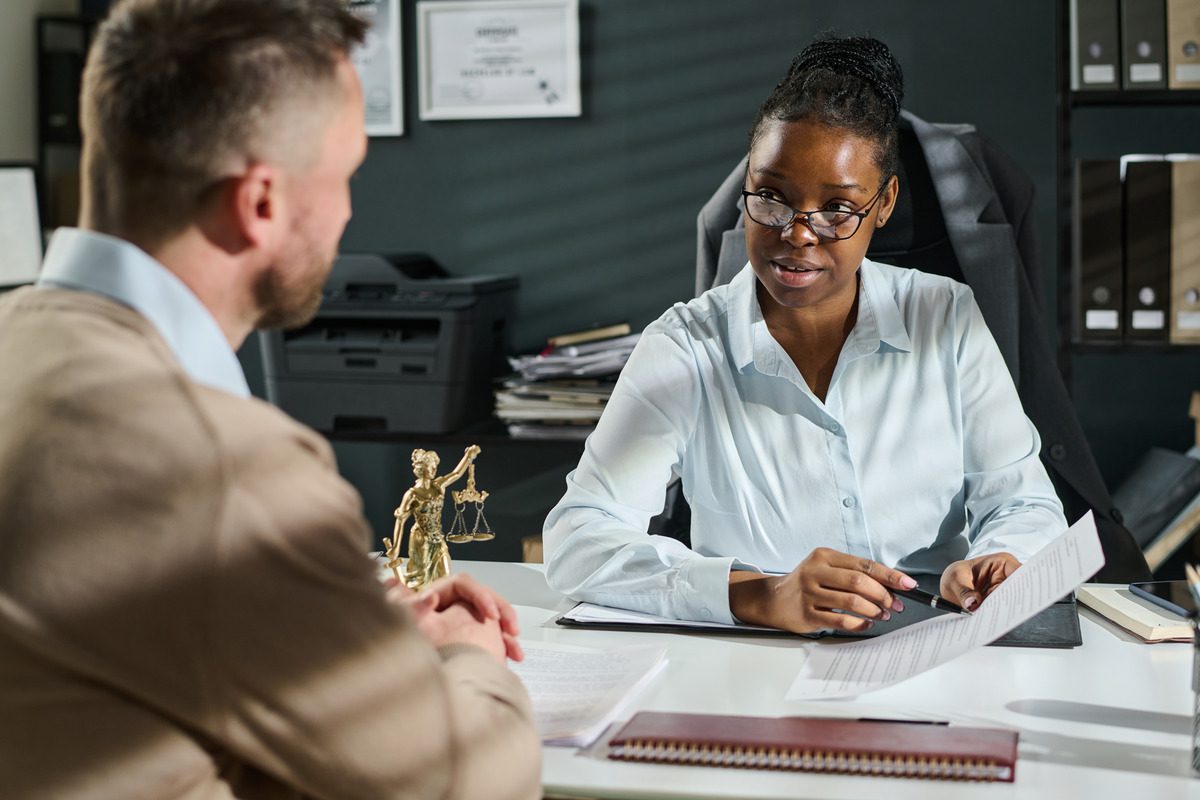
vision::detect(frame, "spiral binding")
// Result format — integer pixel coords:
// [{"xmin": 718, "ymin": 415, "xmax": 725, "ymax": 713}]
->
[{"xmin": 609, "ymin": 741, "xmax": 1012, "ymax": 781}]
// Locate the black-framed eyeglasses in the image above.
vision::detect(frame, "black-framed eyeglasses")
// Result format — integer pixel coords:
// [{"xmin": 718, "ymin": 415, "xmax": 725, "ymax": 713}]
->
[{"xmin": 740, "ymin": 179, "xmax": 890, "ymax": 242}]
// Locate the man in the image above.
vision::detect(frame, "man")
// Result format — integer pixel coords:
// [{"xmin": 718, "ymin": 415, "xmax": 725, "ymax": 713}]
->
[{"xmin": 0, "ymin": 1, "xmax": 540, "ymax": 798}]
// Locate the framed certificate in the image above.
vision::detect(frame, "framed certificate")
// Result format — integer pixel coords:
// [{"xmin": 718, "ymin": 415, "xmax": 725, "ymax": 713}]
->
[
  {"xmin": 417, "ymin": 0, "xmax": 581, "ymax": 120},
  {"xmin": 0, "ymin": 163, "xmax": 43, "ymax": 287},
  {"xmin": 349, "ymin": 0, "xmax": 404, "ymax": 136}
]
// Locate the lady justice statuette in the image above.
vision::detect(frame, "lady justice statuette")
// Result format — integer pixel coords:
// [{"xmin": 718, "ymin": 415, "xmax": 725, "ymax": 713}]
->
[{"xmin": 383, "ymin": 445, "xmax": 495, "ymax": 590}]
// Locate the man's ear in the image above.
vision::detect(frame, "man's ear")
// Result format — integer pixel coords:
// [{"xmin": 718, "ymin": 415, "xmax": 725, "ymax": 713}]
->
[{"xmin": 230, "ymin": 163, "xmax": 283, "ymax": 248}]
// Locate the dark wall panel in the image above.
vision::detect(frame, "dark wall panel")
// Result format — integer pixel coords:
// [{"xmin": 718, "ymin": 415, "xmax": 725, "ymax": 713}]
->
[{"xmin": 340, "ymin": 0, "xmax": 1059, "ymax": 354}]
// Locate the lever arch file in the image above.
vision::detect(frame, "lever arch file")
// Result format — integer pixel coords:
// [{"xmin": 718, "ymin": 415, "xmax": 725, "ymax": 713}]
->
[
  {"xmin": 1071, "ymin": 0, "xmax": 1121, "ymax": 90},
  {"xmin": 1121, "ymin": 0, "xmax": 1168, "ymax": 89},
  {"xmin": 1123, "ymin": 155, "xmax": 1172, "ymax": 342},
  {"xmin": 1073, "ymin": 159, "xmax": 1124, "ymax": 341},
  {"xmin": 1170, "ymin": 155, "xmax": 1200, "ymax": 343}
]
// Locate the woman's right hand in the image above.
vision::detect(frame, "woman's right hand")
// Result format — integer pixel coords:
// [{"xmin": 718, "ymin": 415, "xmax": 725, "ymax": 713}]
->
[{"xmin": 728, "ymin": 547, "xmax": 915, "ymax": 634}]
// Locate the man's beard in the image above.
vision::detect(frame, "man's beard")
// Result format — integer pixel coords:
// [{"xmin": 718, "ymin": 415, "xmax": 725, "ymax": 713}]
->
[{"xmin": 254, "ymin": 252, "xmax": 331, "ymax": 331}]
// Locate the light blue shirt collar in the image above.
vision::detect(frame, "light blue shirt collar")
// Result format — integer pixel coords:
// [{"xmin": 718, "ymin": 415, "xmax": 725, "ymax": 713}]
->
[
  {"xmin": 855, "ymin": 258, "xmax": 914, "ymax": 356},
  {"xmin": 727, "ymin": 258, "xmax": 913, "ymax": 374},
  {"xmin": 38, "ymin": 228, "xmax": 250, "ymax": 397},
  {"xmin": 726, "ymin": 265, "xmax": 758, "ymax": 371}
]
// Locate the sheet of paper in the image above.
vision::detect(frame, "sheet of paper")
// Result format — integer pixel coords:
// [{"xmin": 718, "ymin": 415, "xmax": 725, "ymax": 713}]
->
[
  {"xmin": 0, "ymin": 167, "xmax": 42, "ymax": 286},
  {"xmin": 509, "ymin": 640, "xmax": 667, "ymax": 747},
  {"xmin": 787, "ymin": 512, "xmax": 1104, "ymax": 700}
]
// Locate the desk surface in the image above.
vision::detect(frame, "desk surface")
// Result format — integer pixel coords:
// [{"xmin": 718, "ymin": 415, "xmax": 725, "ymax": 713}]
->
[{"xmin": 460, "ymin": 561, "xmax": 1198, "ymax": 799}]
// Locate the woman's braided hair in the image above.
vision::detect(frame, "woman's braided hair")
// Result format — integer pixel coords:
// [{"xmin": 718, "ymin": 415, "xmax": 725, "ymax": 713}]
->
[{"xmin": 750, "ymin": 35, "xmax": 904, "ymax": 182}]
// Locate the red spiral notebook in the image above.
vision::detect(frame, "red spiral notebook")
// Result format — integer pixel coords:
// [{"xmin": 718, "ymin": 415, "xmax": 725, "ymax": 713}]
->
[{"xmin": 606, "ymin": 712, "xmax": 1018, "ymax": 782}]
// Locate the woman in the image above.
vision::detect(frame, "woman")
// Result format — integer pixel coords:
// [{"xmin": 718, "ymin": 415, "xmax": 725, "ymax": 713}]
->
[{"xmin": 543, "ymin": 35, "xmax": 1067, "ymax": 635}]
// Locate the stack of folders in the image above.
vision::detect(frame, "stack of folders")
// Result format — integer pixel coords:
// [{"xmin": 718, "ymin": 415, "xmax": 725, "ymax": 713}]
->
[
  {"xmin": 1072, "ymin": 153, "xmax": 1200, "ymax": 344},
  {"xmin": 498, "ymin": 323, "xmax": 638, "ymax": 440},
  {"xmin": 1070, "ymin": 0, "xmax": 1200, "ymax": 92},
  {"xmin": 606, "ymin": 712, "xmax": 1018, "ymax": 782}
]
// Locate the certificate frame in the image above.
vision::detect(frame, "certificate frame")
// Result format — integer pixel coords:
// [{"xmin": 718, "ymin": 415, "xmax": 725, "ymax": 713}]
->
[
  {"xmin": 0, "ymin": 162, "xmax": 43, "ymax": 287},
  {"xmin": 349, "ymin": 0, "xmax": 405, "ymax": 137},
  {"xmin": 416, "ymin": 0, "xmax": 581, "ymax": 121}
]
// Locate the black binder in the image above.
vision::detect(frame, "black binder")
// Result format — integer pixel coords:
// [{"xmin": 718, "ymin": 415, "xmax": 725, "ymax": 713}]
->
[
  {"xmin": 1113, "ymin": 447, "xmax": 1200, "ymax": 548},
  {"xmin": 1122, "ymin": 156, "xmax": 1172, "ymax": 342},
  {"xmin": 1121, "ymin": 0, "xmax": 1168, "ymax": 89},
  {"xmin": 841, "ymin": 574, "xmax": 1082, "ymax": 649},
  {"xmin": 1073, "ymin": 160, "xmax": 1124, "ymax": 342},
  {"xmin": 1072, "ymin": 0, "xmax": 1121, "ymax": 90}
]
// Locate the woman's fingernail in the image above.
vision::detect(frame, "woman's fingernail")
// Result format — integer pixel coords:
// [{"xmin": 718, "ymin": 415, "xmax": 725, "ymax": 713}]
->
[
  {"xmin": 892, "ymin": 599, "xmax": 905, "ymax": 612},
  {"xmin": 900, "ymin": 576, "xmax": 917, "ymax": 589},
  {"xmin": 964, "ymin": 596, "xmax": 979, "ymax": 611},
  {"xmin": 881, "ymin": 611, "xmax": 891, "ymax": 621}
]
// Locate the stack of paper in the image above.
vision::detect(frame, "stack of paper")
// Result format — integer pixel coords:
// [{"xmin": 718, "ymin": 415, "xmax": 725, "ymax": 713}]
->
[
  {"xmin": 498, "ymin": 330, "xmax": 638, "ymax": 439},
  {"xmin": 506, "ymin": 333, "xmax": 639, "ymax": 381},
  {"xmin": 509, "ymin": 640, "xmax": 667, "ymax": 747},
  {"xmin": 494, "ymin": 378, "xmax": 614, "ymax": 439}
]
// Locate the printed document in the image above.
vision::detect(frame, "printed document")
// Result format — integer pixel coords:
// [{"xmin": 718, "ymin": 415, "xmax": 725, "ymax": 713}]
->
[
  {"xmin": 510, "ymin": 640, "xmax": 667, "ymax": 747},
  {"xmin": 787, "ymin": 512, "xmax": 1104, "ymax": 700}
]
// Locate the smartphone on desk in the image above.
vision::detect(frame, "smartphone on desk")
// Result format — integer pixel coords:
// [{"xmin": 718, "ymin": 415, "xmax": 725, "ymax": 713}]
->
[{"xmin": 1128, "ymin": 580, "xmax": 1197, "ymax": 619}]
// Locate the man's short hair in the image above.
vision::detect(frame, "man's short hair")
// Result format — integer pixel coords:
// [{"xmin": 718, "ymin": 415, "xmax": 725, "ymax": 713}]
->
[{"xmin": 81, "ymin": 0, "xmax": 367, "ymax": 247}]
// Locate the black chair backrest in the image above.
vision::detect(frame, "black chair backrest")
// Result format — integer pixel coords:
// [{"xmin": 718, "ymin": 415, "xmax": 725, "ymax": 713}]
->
[{"xmin": 866, "ymin": 116, "xmax": 964, "ymax": 283}]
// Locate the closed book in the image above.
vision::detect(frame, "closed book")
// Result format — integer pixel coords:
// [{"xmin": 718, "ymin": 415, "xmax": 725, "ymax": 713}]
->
[
  {"xmin": 1169, "ymin": 155, "xmax": 1200, "ymax": 343},
  {"xmin": 1071, "ymin": 0, "xmax": 1122, "ymax": 90},
  {"xmin": 1077, "ymin": 584, "xmax": 1193, "ymax": 641},
  {"xmin": 607, "ymin": 712, "xmax": 1018, "ymax": 782},
  {"xmin": 1122, "ymin": 155, "xmax": 1172, "ymax": 341},
  {"xmin": 1073, "ymin": 160, "xmax": 1124, "ymax": 341},
  {"xmin": 1167, "ymin": 0, "xmax": 1200, "ymax": 87},
  {"xmin": 1122, "ymin": 0, "xmax": 1168, "ymax": 88}
]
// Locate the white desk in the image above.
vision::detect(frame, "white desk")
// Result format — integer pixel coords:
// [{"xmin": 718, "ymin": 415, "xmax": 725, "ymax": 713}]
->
[{"xmin": 460, "ymin": 560, "xmax": 1198, "ymax": 799}]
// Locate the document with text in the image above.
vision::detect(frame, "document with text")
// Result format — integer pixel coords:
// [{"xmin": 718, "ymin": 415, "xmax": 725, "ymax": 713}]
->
[
  {"xmin": 510, "ymin": 640, "xmax": 668, "ymax": 747},
  {"xmin": 787, "ymin": 512, "xmax": 1104, "ymax": 700}
]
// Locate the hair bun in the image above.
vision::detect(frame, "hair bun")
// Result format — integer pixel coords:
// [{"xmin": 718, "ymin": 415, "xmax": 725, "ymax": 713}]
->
[{"xmin": 788, "ymin": 35, "xmax": 904, "ymax": 120}]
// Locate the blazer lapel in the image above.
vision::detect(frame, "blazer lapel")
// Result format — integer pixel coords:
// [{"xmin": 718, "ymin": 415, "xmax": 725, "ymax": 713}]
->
[{"xmin": 907, "ymin": 111, "xmax": 1022, "ymax": 384}]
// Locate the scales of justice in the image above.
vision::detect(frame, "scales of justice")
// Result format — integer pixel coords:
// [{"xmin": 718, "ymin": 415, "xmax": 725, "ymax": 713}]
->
[{"xmin": 382, "ymin": 445, "xmax": 495, "ymax": 590}]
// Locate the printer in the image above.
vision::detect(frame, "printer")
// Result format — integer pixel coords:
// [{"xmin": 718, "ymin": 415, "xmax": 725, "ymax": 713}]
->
[{"xmin": 260, "ymin": 253, "xmax": 518, "ymax": 434}]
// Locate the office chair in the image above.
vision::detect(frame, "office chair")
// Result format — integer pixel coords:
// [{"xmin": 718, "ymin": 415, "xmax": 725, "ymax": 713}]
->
[{"xmin": 680, "ymin": 110, "xmax": 1150, "ymax": 583}]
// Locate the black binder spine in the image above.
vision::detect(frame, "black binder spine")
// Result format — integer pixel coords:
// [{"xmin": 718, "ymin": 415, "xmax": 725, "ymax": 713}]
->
[
  {"xmin": 1121, "ymin": 0, "xmax": 1168, "ymax": 89},
  {"xmin": 1073, "ymin": 160, "xmax": 1124, "ymax": 342},
  {"xmin": 1122, "ymin": 156, "xmax": 1172, "ymax": 342},
  {"xmin": 1071, "ymin": 0, "xmax": 1122, "ymax": 90}
]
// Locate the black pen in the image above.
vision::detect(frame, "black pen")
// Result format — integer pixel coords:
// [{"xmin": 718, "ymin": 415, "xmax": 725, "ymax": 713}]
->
[{"xmin": 893, "ymin": 586, "xmax": 972, "ymax": 616}]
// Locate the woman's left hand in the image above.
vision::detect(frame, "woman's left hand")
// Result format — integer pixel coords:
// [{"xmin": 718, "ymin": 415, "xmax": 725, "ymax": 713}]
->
[{"xmin": 939, "ymin": 552, "xmax": 1020, "ymax": 612}]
